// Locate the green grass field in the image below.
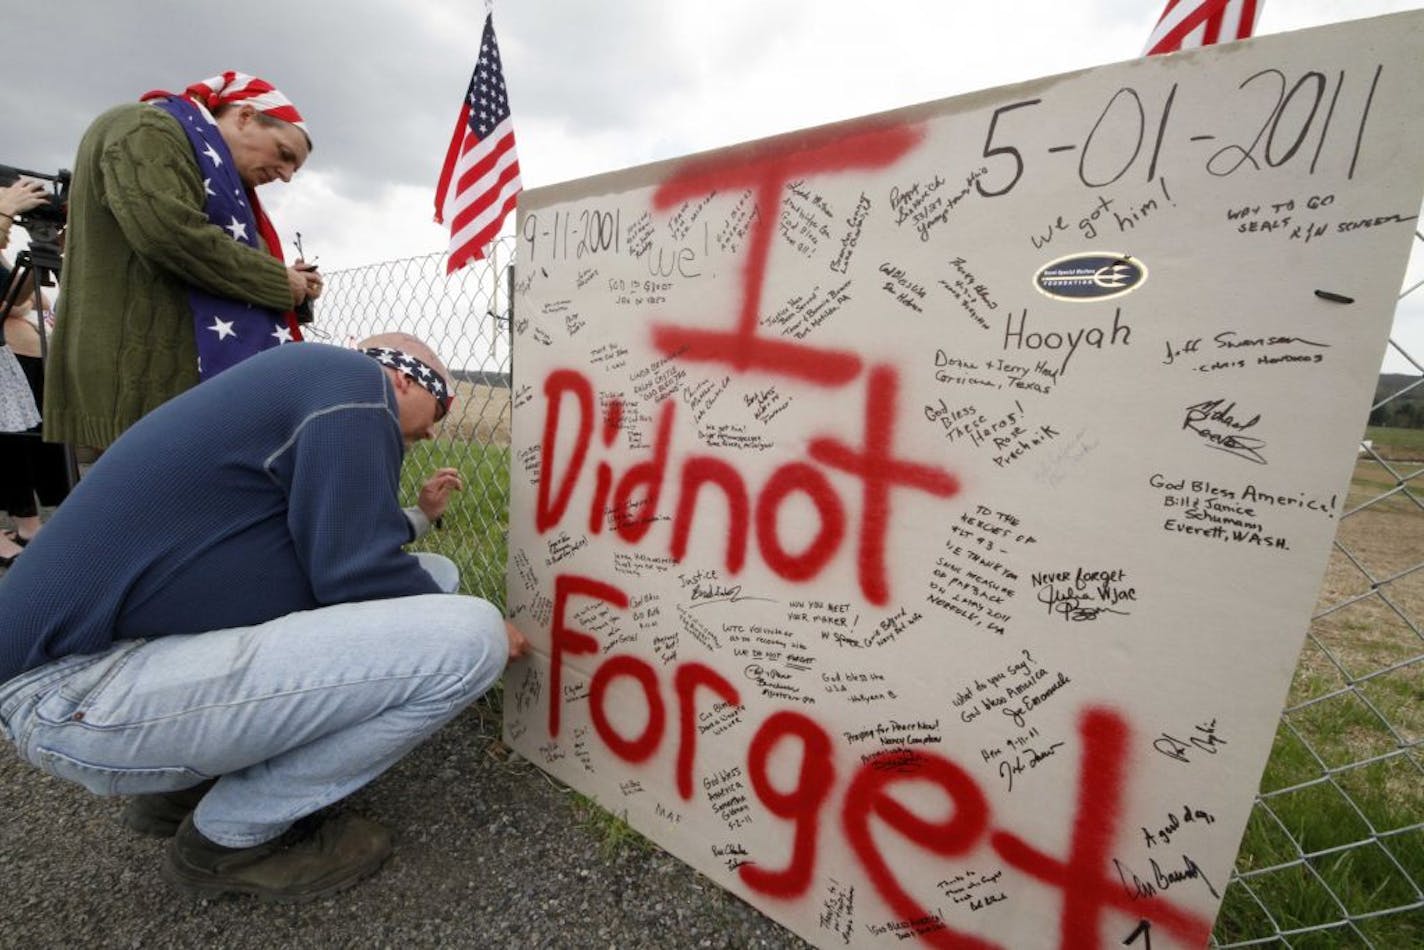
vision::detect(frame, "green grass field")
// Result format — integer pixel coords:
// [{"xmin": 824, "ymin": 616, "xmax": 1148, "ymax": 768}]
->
[
  {"xmin": 399, "ymin": 439, "xmax": 510, "ymax": 608},
  {"xmin": 1213, "ymin": 677, "xmax": 1423, "ymax": 947},
  {"xmin": 1214, "ymin": 440, "xmax": 1422, "ymax": 947}
]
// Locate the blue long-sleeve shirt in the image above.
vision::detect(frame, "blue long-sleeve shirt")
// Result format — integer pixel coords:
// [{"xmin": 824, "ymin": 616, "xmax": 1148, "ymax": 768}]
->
[{"xmin": 0, "ymin": 342, "xmax": 440, "ymax": 683}]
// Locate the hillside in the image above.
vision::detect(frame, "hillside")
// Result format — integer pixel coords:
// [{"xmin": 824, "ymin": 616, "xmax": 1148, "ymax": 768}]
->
[{"xmin": 1371, "ymin": 373, "xmax": 1424, "ymax": 428}]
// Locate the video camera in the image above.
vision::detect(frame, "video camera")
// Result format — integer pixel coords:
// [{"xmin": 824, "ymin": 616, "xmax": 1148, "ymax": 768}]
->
[{"xmin": 0, "ymin": 163, "xmax": 70, "ymax": 228}]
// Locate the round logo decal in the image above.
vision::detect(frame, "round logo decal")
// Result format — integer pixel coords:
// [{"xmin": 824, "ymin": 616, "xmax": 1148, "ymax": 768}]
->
[{"xmin": 1033, "ymin": 252, "xmax": 1147, "ymax": 302}]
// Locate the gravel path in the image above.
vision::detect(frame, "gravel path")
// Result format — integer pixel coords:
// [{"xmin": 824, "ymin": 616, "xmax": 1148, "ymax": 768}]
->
[{"xmin": 0, "ymin": 696, "xmax": 811, "ymax": 949}]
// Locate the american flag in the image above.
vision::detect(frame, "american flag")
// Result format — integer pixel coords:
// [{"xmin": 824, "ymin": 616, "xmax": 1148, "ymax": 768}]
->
[
  {"xmin": 1143, "ymin": 0, "xmax": 1262, "ymax": 56},
  {"xmin": 434, "ymin": 12, "xmax": 522, "ymax": 274}
]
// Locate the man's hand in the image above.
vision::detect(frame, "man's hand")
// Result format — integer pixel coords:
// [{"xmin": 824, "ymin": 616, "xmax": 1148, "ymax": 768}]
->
[
  {"xmin": 417, "ymin": 467, "xmax": 464, "ymax": 522},
  {"xmin": 505, "ymin": 620, "xmax": 530, "ymax": 660}
]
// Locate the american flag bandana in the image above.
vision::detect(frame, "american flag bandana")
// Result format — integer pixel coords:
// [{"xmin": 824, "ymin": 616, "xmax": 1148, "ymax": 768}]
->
[
  {"xmin": 361, "ymin": 347, "xmax": 454, "ymax": 420},
  {"xmin": 182, "ymin": 72, "xmax": 308, "ymax": 134},
  {"xmin": 148, "ymin": 95, "xmax": 301, "ymax": 379}
]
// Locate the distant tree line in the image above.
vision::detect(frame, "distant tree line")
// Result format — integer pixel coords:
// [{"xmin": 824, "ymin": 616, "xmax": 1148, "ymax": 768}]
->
[{"xmin": 1370, "ymin": 374, "xmax": 1424, "ymax": 428}]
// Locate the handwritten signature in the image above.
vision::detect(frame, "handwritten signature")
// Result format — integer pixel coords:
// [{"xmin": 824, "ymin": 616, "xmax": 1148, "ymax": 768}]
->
[
  {"xmin": 1036, "ymin": 584, "xmax": 1130, "ymax": 622},
  {"xmin": 1154, "ymin": 718, "xmax": 1228, "ymax": 763},
  {"xmin": 998, "ymin": 742, "xmax": 1066, "ymax": 792},
  {"xmin": 1183, "ymin": 399, "xmax": 1267, "ymax": 464},
  {"xmin": 688, "ymin": 582, "xmax": 773, "ymax": 608},
  {"xmin": 1114, "ymin": 853, "xmax": 1221, "ymax": 900}
]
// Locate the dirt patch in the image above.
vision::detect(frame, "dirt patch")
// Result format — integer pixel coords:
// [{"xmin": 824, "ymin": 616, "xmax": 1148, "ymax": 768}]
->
[
  {"xmin": 1295, "ymin": 459, "xmax": 1423, "ymax": 743},
  {"xmin": 437, "ymin": 381, "xmax": 511, "ymax": 446}
]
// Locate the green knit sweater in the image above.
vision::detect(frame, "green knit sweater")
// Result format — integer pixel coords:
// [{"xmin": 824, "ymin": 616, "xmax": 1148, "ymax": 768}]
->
[{"xmin": 43, "ymin": 102, "xmax": 294, "ymax": 449}]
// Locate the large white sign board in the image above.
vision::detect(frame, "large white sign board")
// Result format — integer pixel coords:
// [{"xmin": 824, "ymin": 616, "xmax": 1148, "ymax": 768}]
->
[{"xmin": 504, "ymin": 14, "xmax": 1424, "ymax": 949}]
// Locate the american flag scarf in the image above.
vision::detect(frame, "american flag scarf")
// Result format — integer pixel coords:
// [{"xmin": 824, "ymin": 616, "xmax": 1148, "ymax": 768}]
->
[{"xmin": 148, "ymin": 96, "xmax": 301, "ymax": 380}]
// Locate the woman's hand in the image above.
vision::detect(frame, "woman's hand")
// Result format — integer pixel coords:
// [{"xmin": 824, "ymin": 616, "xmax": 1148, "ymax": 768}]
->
[{"xmin": 0, "ymin": 180, "xmax": 48, "ymax": 220}]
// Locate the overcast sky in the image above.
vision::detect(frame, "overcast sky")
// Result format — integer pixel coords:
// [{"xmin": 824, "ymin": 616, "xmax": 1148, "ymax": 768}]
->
[{"xmin": 4, "ymin": 0, "xmax": 1421, "ymax": 371}]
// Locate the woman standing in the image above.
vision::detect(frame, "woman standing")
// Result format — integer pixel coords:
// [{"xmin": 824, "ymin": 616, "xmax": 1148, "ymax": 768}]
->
[{"xmin": 0, "ymin": 179, "xmax": 68, "ymax": 566}]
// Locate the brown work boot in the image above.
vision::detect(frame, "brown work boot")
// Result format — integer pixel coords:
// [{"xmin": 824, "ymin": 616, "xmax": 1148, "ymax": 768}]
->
[
  {"xmin": 121, "ymin": 780, "xmax": 219, "ymax": 837},
  {"xmin": 162, "ymin": 812, "xmax": 393, "ymax": 903}
]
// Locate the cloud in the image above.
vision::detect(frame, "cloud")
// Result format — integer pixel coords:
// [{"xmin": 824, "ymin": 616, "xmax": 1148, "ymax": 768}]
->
[
  {"xmin": 5, "ymin": 0, "xmax": 1419, "ymax": 373},
  {"xmin": 500, "ymin": 1, "xmax": 699, "ymax": 135}
]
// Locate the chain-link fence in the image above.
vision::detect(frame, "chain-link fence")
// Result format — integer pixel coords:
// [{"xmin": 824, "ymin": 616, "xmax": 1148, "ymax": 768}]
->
[
  {"xmin": 1209, "ymin": 235, "xmax": 1424, "ymax": 948},
  {"xmin": 319, "ymin": 232, "xmax": 1422, "ymax": 947},
  {"xmin": 314, "ymin": 237, "xmax": 516, "ymax": 607}
]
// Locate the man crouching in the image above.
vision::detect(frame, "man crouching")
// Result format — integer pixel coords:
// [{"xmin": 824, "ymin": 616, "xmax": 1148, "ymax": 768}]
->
[{"xmin": 0, "ymin": 333, "xmax": 527, "ymax": 901}]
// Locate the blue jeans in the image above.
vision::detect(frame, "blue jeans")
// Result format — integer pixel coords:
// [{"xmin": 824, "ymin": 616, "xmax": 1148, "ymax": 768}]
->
[{"xmin": 0, "ymin": 554, "xmax": 507, "ymax": 847}]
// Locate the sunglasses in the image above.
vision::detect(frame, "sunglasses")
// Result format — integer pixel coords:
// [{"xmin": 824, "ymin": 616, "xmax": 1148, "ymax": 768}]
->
[{"xmin": 361, "ymin": 347, "xmax": 454, "ymax": 421}]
